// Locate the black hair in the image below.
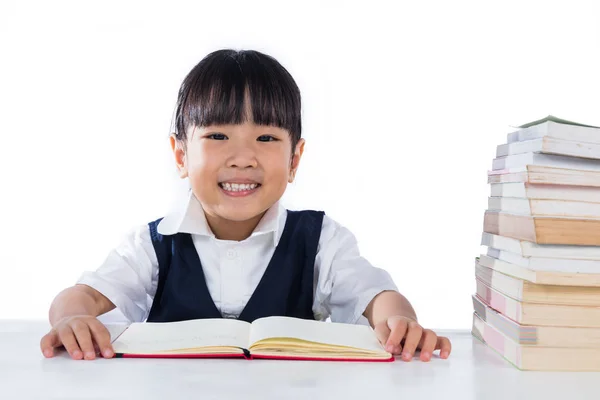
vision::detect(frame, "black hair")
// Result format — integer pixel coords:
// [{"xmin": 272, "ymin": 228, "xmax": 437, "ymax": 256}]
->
[{"xmin": 173, "ymin": 49, "xmax": 301, "ymax": 152}]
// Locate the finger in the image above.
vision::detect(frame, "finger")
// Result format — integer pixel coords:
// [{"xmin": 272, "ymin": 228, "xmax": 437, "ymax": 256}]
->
[
  {"xmin": 72, "ymin": 321, "xmax": 96, "ymax": 360},
  {"xmin": 40, "ymin": 330, "xmax": 60, "ymax": 358},
  {"xmin": 373, "ymin": 321, "xmax": 391, "ymax": 349},
  {"xmin": 400, "ymin": 320, "xmax": 423, "ymax": 361},
  {"xmin": 418, "ymin": 330, "xmax": 438, "ymax": 362},
  {"xmin": 58, "ymin": 327, "xmax": 83, "ymax": 360},
  {"xmin": 386, "ymin": 317, "xmax": 409, "ymax": 354},
  {"xmin": 89, "ymin": 320, "xmax": 114, "ymax": 358},
  {"xmin": 436, "ymin": 336, "xmax": 452, "ymax": 359}
]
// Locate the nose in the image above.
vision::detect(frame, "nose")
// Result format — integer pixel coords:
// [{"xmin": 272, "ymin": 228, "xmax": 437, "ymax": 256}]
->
[{"xmin": 226, "ymin": 145, "xmax": 258, "ymax": 169}]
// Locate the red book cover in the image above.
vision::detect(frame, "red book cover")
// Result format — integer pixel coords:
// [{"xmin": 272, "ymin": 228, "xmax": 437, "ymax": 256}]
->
[{"xmin": 115, "ymin": 352, "xmax": 395, "ymax": 362}]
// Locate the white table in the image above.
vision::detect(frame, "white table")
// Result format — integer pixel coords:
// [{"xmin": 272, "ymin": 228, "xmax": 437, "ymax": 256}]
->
[{"xmin": 2, "ymin": 320, "xmax": 600, "ymax": 400}]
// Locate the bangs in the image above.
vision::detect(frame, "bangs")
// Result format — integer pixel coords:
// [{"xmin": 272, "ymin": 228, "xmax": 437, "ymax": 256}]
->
[{"xmin": 174, "ymin": 50, "xmax": 301, "ymax": 145}]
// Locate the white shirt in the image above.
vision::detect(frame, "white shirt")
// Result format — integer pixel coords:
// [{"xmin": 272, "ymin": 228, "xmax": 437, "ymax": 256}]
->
[{"xmin": 77, "ymin": 192, "xmax": 398, "ymax": 324}]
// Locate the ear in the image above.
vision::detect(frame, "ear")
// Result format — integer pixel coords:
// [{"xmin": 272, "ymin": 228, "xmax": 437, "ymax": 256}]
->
[
  {"xmin": 170, "ymin": 134, "xmax": 188, "ymax": 178},
  {"xmin": 289, "ymin": 138, "xmax": 305, "ymax": 183}
]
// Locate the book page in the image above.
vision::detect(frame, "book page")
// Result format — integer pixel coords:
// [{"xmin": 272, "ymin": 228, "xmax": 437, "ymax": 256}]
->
[
  {"xmin": 248, "ymin": 316, "xmax": 385, "ymax": 353},
  {"xmin": 112, "ymin": 318, "xmax": 250, "ymax": 354}
]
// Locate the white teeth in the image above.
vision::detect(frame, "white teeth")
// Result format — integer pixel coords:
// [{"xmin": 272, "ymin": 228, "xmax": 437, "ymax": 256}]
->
[{"xmin": 221, "ymin": 183, "xmax": 258, "ymax": 192}]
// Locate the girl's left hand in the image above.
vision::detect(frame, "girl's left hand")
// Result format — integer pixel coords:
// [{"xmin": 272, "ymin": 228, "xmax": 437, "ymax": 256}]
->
[{"xmin": 374, "ymin": 315, "xmax": 452, "ymax": 361}]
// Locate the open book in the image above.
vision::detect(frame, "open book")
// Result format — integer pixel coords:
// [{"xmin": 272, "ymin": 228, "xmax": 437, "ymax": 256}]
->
[{"xmin": 111, "ymin": 316, "xmax": 393, "ymax": 362}]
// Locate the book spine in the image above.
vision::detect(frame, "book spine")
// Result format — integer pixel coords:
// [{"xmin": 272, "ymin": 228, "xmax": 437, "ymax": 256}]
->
[{"xmin": 242, "ymin": 348, "xmax": 251, "ymax": 360}]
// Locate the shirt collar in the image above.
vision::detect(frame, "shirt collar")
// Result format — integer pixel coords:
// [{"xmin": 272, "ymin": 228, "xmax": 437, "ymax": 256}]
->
[{"xmin": 157, "ymin": 190, "xmax": 286, "ymax": 247}]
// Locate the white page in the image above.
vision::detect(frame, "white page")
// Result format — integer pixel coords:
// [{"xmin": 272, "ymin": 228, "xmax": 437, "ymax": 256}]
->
[
  {"xmin": 248, "ymin": 316, "xmax": 385, "ymax": 353},
  {"xmin": 112, "ymin": 318, "xmax": 250, "ymax": 354}
]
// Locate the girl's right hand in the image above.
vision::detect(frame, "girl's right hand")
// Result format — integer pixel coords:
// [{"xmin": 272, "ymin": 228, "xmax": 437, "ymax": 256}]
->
[{"xmin": 40, "ymin": 315, "xmax": 114, "ymax": 360}]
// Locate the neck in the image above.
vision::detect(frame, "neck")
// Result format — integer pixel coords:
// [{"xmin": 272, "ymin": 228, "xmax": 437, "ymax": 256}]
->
[{"xmin": 204, "ymin": 211, "xmax": 266, "ymax": 241}]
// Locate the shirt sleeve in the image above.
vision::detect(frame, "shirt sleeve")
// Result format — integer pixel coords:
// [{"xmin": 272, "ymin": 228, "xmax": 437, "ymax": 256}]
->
[
  {"xmin": 313, "ymin": 216, "xmax": 399, "ymax": 324},
  {"xmin": 76, "ymin": 224, "xmax": 159, "ymax": 323}
]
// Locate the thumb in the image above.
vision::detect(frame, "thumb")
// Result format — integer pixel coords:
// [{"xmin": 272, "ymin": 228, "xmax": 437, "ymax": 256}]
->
[
  {"xmin": 40, "ymin": 330, "xmax": 61, "ymax": 358},
  {"xmin": 373, "ymin": 320, "xmax": 391, "ymax": 347}
]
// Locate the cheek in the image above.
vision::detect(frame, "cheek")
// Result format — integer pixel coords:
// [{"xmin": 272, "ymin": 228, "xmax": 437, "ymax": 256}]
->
[
  {"xmin": 263, "ymin": 152, "xmax": 291, "ymax": 181},
  {"xmin": 186, "ymin": 147, "xmax": 218, "ymax": 185}
]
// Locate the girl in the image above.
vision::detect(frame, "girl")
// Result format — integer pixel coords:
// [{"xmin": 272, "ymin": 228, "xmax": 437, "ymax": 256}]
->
[{"xmin": 40, "ymin": 49, "xmax": 451, "ymax": 362}]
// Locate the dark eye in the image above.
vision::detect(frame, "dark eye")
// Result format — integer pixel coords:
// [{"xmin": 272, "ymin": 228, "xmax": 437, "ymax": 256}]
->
[
  {"xmin": 207, "ymin": 133, "xmax": 227, "ymax": 140},
  {"xmin": 257, "ymin": 135, "xmax": 277, "ymax": 142}
]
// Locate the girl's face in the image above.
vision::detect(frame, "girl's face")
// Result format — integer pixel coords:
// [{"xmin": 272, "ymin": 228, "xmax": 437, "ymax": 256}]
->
[{"xmin": 171, "ymin": 121, "xmax": 304, "ymax": 234}]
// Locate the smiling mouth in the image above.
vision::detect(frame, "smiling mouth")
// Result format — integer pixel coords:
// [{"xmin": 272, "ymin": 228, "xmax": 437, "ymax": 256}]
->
[{"xmin": 218, "ymin": 182, "xmax": 262, "ymax": 192}]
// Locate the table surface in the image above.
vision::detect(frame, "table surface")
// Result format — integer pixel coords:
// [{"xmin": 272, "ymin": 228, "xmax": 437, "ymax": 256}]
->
[{"xmin": 2, "ymin": 320, "xmax": 600, "ymax": 400}]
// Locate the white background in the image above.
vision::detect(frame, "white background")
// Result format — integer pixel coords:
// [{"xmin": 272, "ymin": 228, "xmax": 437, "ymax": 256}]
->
[{"xmin": 0, "ymin": 0, "xmax": 598, "ymax": 330}]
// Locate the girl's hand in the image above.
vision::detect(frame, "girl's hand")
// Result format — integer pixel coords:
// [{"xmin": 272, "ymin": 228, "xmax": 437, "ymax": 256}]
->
[
  {"xmin": 374, "ymin": 315, "xmax": 451, "ymax": 361},
  {"xmin": 40, "ymin": 315, "xmax": 114, "ymax": 360}
]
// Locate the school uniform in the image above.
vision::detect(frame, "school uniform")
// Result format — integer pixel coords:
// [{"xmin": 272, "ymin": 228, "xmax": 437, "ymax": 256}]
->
[{"xmin": 77, "ymin": 191, "xmax": 398, "ymax": 324}]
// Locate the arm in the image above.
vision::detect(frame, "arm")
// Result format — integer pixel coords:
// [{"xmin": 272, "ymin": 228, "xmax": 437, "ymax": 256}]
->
[
  {"xmin": 41, "ymin": 224, "xmax": 158, "ymax": 360},
  {"xmin": 41, "ymin": 285, "xmax": 116, "ymax": 360},
  {"xmin": 363, "ymin": 290, "xmax": 417, "ymax": 326},
  {"xmin": 364, "ymin": 290, "xmax": 451, "ymax": 362},
  {"xmin": 49, "ymin": 284, "xmax": 115, "ymax": 325},
  {"xmin": 314, "ymin": 217, "xmax": 451, "ymax": 362}
]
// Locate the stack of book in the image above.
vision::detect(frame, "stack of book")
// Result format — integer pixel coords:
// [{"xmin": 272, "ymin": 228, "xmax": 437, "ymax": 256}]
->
[{"xmin": 471, "ymin": 115, "xmax": 600, "ymax": 371}]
